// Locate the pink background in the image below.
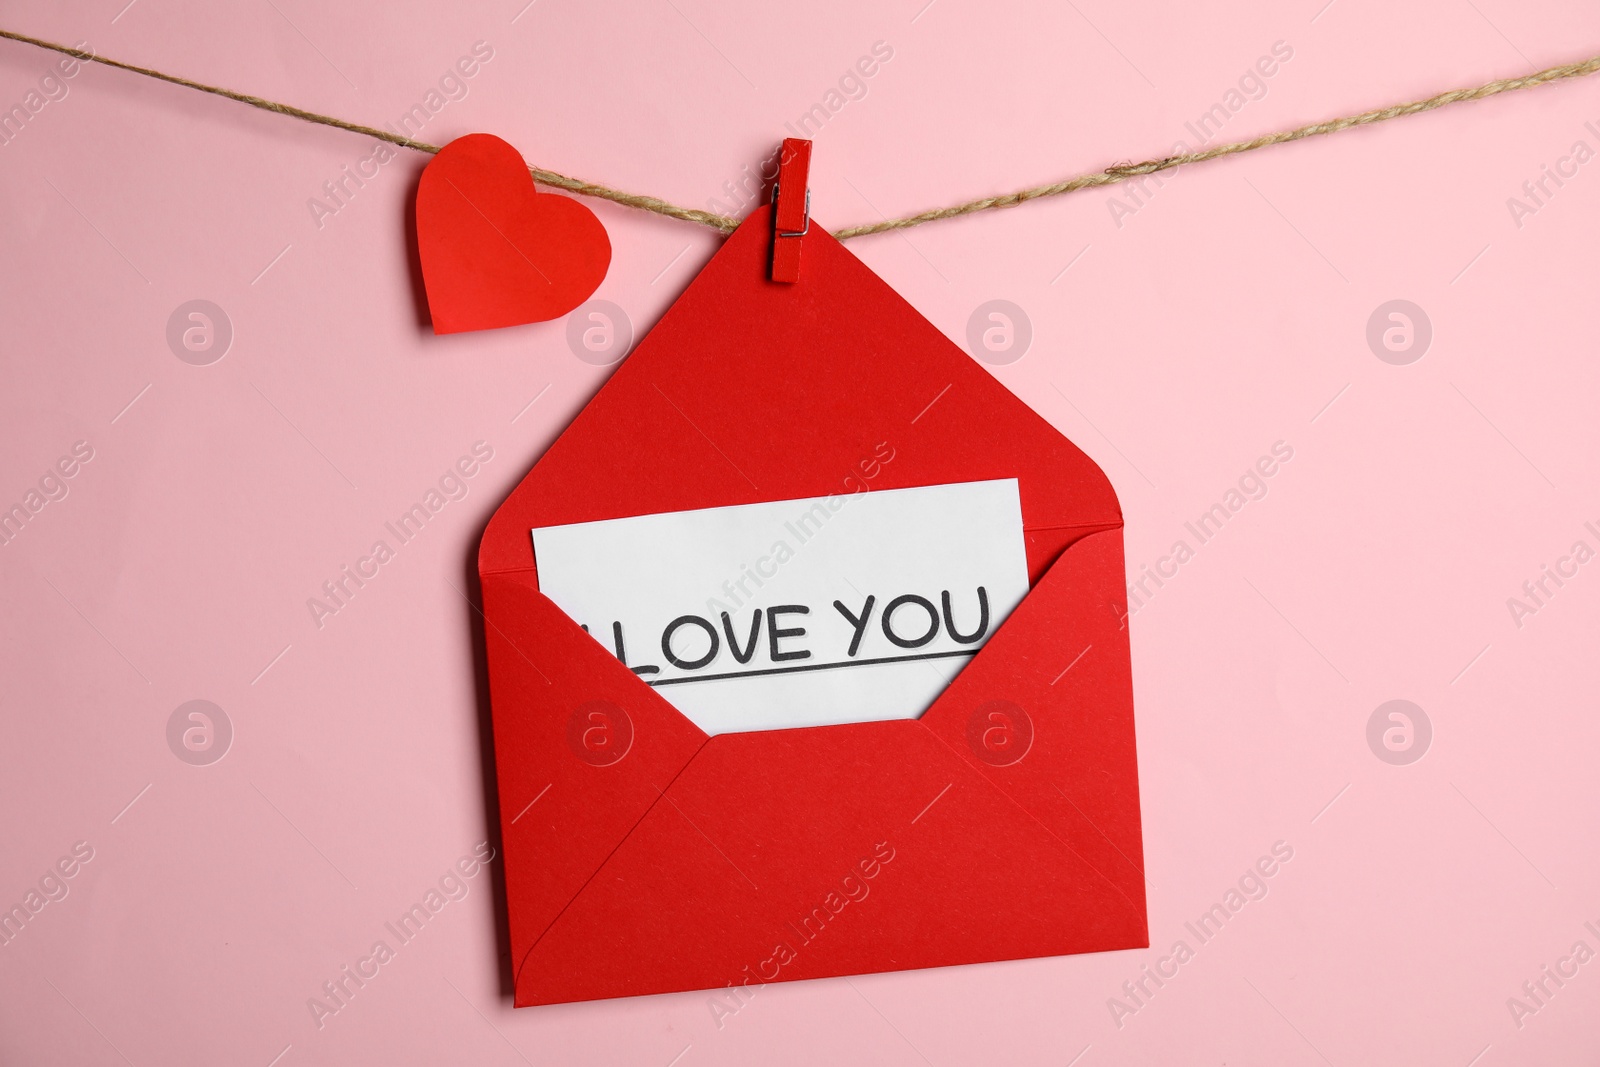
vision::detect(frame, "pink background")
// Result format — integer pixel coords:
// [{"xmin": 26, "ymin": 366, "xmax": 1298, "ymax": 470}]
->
[{"xmin": 3, "ymin": 0, "xmax": 1599, "ymax": 1063}]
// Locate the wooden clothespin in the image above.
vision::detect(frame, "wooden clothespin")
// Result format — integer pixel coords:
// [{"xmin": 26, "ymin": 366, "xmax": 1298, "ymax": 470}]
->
[{"xmin": 770, "ymin": 138, "xmax": 812, "ymax": 283}]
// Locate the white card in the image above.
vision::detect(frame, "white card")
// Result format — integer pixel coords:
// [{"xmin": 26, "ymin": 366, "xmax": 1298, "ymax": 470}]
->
[{"xmin": 531, "ymin": 479, "xmax": 1029, "ymax": 736}]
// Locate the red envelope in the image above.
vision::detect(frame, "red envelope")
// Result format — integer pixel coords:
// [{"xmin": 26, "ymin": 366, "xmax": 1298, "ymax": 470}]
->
[{"xmin": 479, "ymin": 203, "xmax": 1148, "ymax": 1007}]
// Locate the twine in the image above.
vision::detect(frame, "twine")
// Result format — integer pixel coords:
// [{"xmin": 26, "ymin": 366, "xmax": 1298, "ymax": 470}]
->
[{"xmin": 4, "ymin": 27, "xmax": 1599, "ymax": 240}]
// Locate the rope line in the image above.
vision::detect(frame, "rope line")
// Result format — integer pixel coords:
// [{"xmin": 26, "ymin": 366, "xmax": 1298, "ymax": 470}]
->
[{"xmin": 4, "ymin": 28, "xmax": 1598, "ymax": 240}]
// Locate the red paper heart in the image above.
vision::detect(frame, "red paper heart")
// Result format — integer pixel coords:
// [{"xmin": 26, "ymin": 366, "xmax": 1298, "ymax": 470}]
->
[{"xmin": 416, "ymin": 134, "xmax": 611, "ymax": 335}]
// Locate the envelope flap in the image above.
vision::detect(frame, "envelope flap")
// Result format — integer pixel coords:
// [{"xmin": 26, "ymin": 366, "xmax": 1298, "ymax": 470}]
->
[
  {"xmin": 515, "ymin": 717, "xmax": 1147, "ymax": 1006},
  {"xmin": 921, "ymin": 527, "xmax": 1145, "ymax": 900},
  {"xmin": 478, "ymin": 204, "xmax": 1121, "ymax": 583},
  {"xmin": 480, "ymin": 569, "xmax": 708, "ymax": 972}
]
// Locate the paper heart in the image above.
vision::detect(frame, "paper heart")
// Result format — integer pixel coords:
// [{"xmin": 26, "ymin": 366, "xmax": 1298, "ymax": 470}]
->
[{"xmin": 416, "ymin": 133, "xmax": 611, "ymax": 335}]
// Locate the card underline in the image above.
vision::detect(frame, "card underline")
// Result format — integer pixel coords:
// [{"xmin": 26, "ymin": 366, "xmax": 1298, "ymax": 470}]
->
[{"xmin": 646, "ymin": 648, "xmax": 979, "ymax": 687}]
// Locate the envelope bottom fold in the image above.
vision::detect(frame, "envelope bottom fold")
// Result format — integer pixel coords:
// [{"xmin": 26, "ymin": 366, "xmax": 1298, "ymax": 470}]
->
[{"xmin": 514, "ymin": 719, "xmax": 1147, "ymax": 1006}]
